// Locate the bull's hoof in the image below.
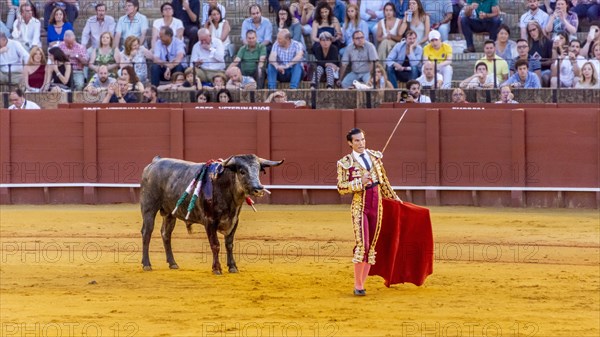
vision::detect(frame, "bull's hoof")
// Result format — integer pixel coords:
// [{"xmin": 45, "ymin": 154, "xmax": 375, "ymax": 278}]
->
[
  {"xmin": 169, "ymin": 264, "xmax": 179, "ymax": 270},
  {"xmin": 228, "ymin": 267, "xmax": 239, "ymax": 273},
  {"xmin": 143, "ymin": 265, "xmax": 152, "ymax": 271},
  {"xmin": 213, "ymin": 270, "xmax": 223, "ymax": 275}
]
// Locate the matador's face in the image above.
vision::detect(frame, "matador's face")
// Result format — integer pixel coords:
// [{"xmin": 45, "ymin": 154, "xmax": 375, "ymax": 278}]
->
[{"xmin": 349, "ymin": 133, "xmax": 366, "ymax": 154}]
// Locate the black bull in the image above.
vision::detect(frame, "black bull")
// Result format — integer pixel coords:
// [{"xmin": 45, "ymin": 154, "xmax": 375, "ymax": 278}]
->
[{"xmin": 140, "ymin": 155, "xmax": 283, "ymax": 274}]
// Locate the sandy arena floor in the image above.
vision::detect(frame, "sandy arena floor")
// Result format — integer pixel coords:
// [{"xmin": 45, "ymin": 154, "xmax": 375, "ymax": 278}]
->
[{"xmin": 0, "ymin": 204, "xmax": 598, "ymax": 337}]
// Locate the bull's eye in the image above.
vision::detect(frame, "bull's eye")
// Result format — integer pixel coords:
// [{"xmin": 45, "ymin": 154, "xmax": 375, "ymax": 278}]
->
[{"xmin": 240, "ymin": 169, "xmax": 246, "ymax": 176}]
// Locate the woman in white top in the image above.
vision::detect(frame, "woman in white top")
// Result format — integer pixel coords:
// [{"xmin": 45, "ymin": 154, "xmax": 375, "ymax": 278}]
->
[
  {"xmin": 120, "ymin": 35, "xmax": 154, "ymax": 84},
  {"xmin": 205, "ymin": 6, "xmax": 232, "ymax": 57},
  {"xmin": 398, "ymin": 0, "xmax": 430, "ymax": 46},
  {"xmin": 575, "ymin": 61, "xmax": 600, "ymax": 88},
  {"xmin": 376, "ymin": 2, "xmax": 402, "ymax": 60},
  {"xmin": 495, "ymin": 24, "xmax": 517, "ymax": 61},
  {"xmin": 341, "ymin": 4, "xmax": 369, "ymax": 55},
  {"xmin": 152, "ymin": 2, "xmax": 184, "ymax": 50}
]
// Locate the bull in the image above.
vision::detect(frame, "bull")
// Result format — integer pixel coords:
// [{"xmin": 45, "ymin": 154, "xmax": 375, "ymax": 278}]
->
[{"xmin": 140, "ymin": 154, "xmax": 283, "ymax": 274}]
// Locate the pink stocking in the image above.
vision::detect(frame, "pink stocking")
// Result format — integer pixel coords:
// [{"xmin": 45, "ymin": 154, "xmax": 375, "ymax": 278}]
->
[
  {"xmin": 354, "ymin": 263, "xmax": 364, "ymax": 290},
  {"xmin": 361, "ymin": 263, "xmax": 371, "ymax": 287}
]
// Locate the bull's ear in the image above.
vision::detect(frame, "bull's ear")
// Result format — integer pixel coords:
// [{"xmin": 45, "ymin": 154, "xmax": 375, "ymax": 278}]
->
[{"xmin": 258, "ymin": 158, "xmax": 284, "ymax": 167}]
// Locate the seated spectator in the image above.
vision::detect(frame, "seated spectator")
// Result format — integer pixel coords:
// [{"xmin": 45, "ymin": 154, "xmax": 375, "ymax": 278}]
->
[
  {"xmin": 341, "ymin": 4, "xmax": 369, "ymax": 55},
  {"xmin": 311, "ymin": 2, "xmax": 343, "ymax": 52},
  {"xmin": 114, "ymin": 0, "xmax": 149, "ymax": 49},
  {"xmin": 102, "ymin": 76, "xmax": 139, "ymax": 103},
  {"xmin": 451, "ymin": 0, "xmax": 464, "ymax": 33},
  {"xmin": 228, "ymin": 30, "xmax": 266, "ymax": 88},
  {"xmin": 225, "ymin": 66, "xmax": 257, "ymax": 90},
  {"xmin": 402, "ymin": 79, "xmax": 431, "ymax": 102},
  {"xmin": 290, "ymin": 0, "xmax": 314, "ymax": 37},
  {"xmin": 89, "ymin": 32, "xmax": 121, "ymax": 79},
  {"xmin": 375, "ymin": 2, "xmax": 402, "ymax": 60},
  {"xmin": 386, "ymin": 29, "xmax": 422, "ymax": 88},
  {"xmin": 461, "ymin": 0, "xmax": 502, "ymax": 53},
  {"xmin": 574, "ymin": 61, "xmax": 600, "ymax": 88},
  {"xmin": 571, "ymin": 0, "xmax": 599, "ymax": 23},
  {"xmin": 0, "ymin": 18, "xmax": 9, "ymax": 37},
  {"xmin": 157, "ymin": 71, "xmax": 188, "ymax": 90},
  {"xmin": 42, "ymin": 46, "xmax": 72, "ymax": 91},
  {"xmin": 460, "ymin": 61, "xmax": 495, "ymax": 88},
  {"xmin": 211, "ymin": 74, "xmax": 226, "ymax": 90},
  {"xmin": 423, "ymin": 30, "xmax": 453, "ymax": 88},
  {"xmin": 367, "ymin": 62, "xmax": 394, "ymax": 89},
  {"xmin": 58, "ymin": 30, "xmax": 88, "ymax": 90},
  {"xmin": 8, "ymin": 87, "xmax": 40, "ymax": 109},
  {"xmin": 495, "ymin": 85, "xmax": 518, "ymax": 103},
  {"xmin": 121, "ymin": 65, "xmax": 145, "ymax": 91},
  {"xmin": 267, "ymin": 29, "xmax": 305, "ymax": 90},
  {"xmin": 151, "ymin": 26, "xmax": 185, "ymax": 87},
  {"xmin": 264, "ymin": 90, "xmax": 306, "ymax": 106},
  {"xmin": 327, "ymin": 0, "xmax": 346, "ymax": 25},
  {"xmin": 265, "ymin": 90, "xmax": 287, "ymax": 102},
  {"xmin": 423, "ymin": 0, "xmax": 452, "ymax": 41},
  {"xmin": 495, "ymin": 24, "xmax": 517, "ymax": 62},
  {"xmin": 196, "ymin": 89, "xmax": 212, "ymax": 102},
  {"xmin": 182, "ymin": 66, "xmax": 203, "ymax": 90},
  {"xmin": 241, "ymin": 4, "xmax": 273, "ymax": 48},
  {"xmin": 43, "ymin": 0, "xmax": 78, "ymax": 31},
  {"xmin": 544, "ymin": 0, "xmax": 578, "ymax": 40},
  {"xmin": 143, "ymin": 85, "xmax": 167, "ymax": 103},
  {"xmin": 359, "ymin": 0, "xmax": 385, "ymax": 37},
  {"xmin": 191, "ymin": 28, "xmax": 226, "ymax": 83},
  {"xmin": 120, "ymin": 36, "xmax": 153, "ymax": 84},
  {"xmin": 500, "ymin": 58, "xmax": 542, "ymax": 88},
  {"xmin": 451, "ymin": 88, "xmax": 468, "ymax": 103},
  {"xmin": 550, "ymin": 37, "xmax": 586, "ymax": 88},
  {"xmin": 47, "ymin": 7, "xmax": 74, "ymax": 49},
  {"xmin": 416, "ymin": 61, "xmax": 443, "ymax": 88},
  {"xmin": 172, "ymin": 0, "xmax": 200, "ymax": 52},
  {"xmin": 338, "ymin": 30, "xmax": 378, "ymax": 88},
  {"xmin": 84, "ymin": 64, "xmax": 116, "ymax": 95},
  {"xmin": 201, "ymin": 0, "xmax": 226, "ymax": 26},
  {"xmin": 583, "ymin": 39, "xmax": 600, "ymax": 74},
  {"xmin": 152, "ymin": 2, "xmax": 184, "ymax": 50},
  {"xmin": 398, "ymin": 0, "xmax": 431, "ymax": 46},
  {"xmin": 81, "ymin": 3, "xmax": 116, "ymax": 50},
  {"xmin": 526, "ymin": 21, "xmax": 553, "ymax": 86},
  {"xmin": 509, "ymin": 39, "xmax": 542, "ymax": 79},
  {"xmin": 11, "ymin": 3, "xmax": 41, "ymax": 51},
  {"xmin": 0, "ymin": 31, "xmax": 29, "ymax": 85},
  {"xmin": 477, "ymin": 39, "xmax": 509, "ymax": 85},
  {"xmin": 276, "ymin": 6, "xmax": 304, "ymax": 49},
  {"xmin": 579, "ymin": 26, "xmax": 599, "ymax": 59},
  {"xmin": 216, "ymin": 88, "xmax": 233, "ymax": 102},
  {"xmin": 21, "ymin": 46, "xmax": 46, "ymax": 92},
  {"xmin": 310, "ymin": 31, "xmax": 340, "ymax": 89},
  {"xmin": 519, "ymin": 0, "xmax": 550, "ymax": 39},
  {"xmin": 205, "ymin": 7, "xmax": 233, "ymax": 60}
]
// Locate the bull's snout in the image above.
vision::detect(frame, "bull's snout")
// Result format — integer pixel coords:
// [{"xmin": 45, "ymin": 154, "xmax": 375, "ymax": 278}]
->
[{"xmin": 251, "ymin": 185, "xmax": 265, "ymax": 196}]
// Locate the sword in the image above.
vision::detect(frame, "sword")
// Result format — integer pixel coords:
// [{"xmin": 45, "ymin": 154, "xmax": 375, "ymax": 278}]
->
[{"xmin": 381, "ymin": 109, "xmax": 408, "ymax": 154}]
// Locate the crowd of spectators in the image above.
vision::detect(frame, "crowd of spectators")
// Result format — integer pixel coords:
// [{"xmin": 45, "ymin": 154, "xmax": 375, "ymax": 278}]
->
[{"xmin": 0, "ymin": 0, "xmax": 599, "ymax": 107}]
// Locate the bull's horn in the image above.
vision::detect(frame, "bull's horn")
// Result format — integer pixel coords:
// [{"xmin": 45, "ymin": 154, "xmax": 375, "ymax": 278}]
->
[
  {"xmin": 222, "ymin": 156, "xmax": 237, "ymax": 167},
  {"xmin": 258, "ymin": 158, "xmax": 284, "ymax": 167}
]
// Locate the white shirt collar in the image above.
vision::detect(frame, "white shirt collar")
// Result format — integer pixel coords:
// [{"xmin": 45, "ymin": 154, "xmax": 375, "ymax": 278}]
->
[{"xmin": 352, "ymin": 150, "xmax": 372, "ymax": 170}]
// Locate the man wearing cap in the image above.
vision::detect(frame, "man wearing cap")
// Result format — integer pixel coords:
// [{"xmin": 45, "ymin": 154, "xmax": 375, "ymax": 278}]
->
[
  {"xmin": 422, "ymin": 30, "xmax": 453, "ymax": 88},
  {"xmin": 385, "ymin": 29, "xmax": 422, "ymax": 88},
  {"xmin": 337, "ymin": 128, "xmax": 401, "ymax": 296}
]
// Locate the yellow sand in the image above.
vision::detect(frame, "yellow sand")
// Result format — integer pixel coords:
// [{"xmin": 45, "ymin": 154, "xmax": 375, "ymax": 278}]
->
[{"xmin": 0, "ymin": 204, "xmax": 598, "ymax": 337}]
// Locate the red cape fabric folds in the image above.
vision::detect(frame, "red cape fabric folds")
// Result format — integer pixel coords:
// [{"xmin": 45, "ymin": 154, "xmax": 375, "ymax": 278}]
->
[{"xmin": 369, "ymin": 199, "xmax": 434, "ymax": 287}]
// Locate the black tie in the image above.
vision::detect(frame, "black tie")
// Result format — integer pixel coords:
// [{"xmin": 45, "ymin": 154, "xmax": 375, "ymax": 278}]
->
[{"xmin": 360, "ymin": 153, "xmax": 371, "ymax": 171}]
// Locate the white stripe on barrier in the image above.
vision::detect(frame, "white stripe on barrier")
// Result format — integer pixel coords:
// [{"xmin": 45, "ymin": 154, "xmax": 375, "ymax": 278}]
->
[{"xmin": 0, "ymin": 183, "xmax": 598, "ymax": 192}]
